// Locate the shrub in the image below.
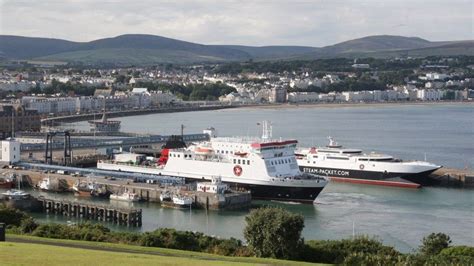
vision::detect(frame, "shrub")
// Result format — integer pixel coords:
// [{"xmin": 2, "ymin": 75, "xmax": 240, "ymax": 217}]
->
[
  {"xmin": 342, "ymin": 252, "xmax": 404, "ymax": 265},
  {"xmin": 419, "ymin": 232, "xmax": 452, "ymax": 256},
  {"xmin": 210, "ymin": 238, "xmax": 242, "ymax": 256},
  {"xmin": 302, "ymin": 236, "xmax": 400, "ymax": 264},
  {"xmin": 20, "ymin": 217, "xmax": 38, "ymax": 234},
  {"xmin": 440, "ymin": 245, "xmax": 474, "ymax": 258}
]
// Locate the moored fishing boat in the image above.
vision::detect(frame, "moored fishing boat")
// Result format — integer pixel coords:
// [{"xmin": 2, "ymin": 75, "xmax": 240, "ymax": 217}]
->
[{"xmin": 110, "ymin": 190, "xmax": 140, "ymax": 202}]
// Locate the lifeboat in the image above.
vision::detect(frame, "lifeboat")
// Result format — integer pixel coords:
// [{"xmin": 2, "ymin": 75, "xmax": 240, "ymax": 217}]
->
[
  {"xmin": 234, "ymin": 151, "xmax": 248, "ymax": 157},
  {"xmin": 194, "ymin": 146, "xmax": 213, "ymax": 155}
]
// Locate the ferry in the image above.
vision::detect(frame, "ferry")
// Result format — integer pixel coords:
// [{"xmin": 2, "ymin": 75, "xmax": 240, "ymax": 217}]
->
[
  {"xmin": 296, "ymin": 137, "xmax": 442, "ymax": 188},
  {"xmin": 98, "ymin": 122, "xmax": 328, "ymax": 203}
]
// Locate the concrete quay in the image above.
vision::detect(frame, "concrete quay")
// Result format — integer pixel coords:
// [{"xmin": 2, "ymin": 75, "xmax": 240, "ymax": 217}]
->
[
  {"xmin": 430, "ymin": 167, "xmax": 474, "ymax": 187},
  {"xmin": 1, "ymin": 166, "xmax": 252, "ymax": 211}
]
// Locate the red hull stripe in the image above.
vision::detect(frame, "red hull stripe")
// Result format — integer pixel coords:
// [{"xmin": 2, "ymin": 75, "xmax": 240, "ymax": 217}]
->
[
  {"xmin": 251, "ymin": 140, "xmax": 298, "ymax": 148},
  {"xmin": 329, "ymin": 176, "xmax": 421, "ymax": 189}
]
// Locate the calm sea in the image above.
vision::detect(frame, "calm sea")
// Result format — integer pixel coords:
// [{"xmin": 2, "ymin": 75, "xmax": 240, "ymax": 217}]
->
[{"xmin": 43, "ymin": 103, "xmax": 474, "ymax": 251}]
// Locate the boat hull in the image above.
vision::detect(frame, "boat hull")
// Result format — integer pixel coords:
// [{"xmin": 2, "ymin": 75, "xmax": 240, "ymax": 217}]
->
[
  {"xmin": 300, "ymin": 166, "xmax": 439, "ymax": 188},
  {"xmin": 161, "ymin": 201, "xmax": 192, "ymax": 209},
  {"xmin": 229, "ymin": 183, "xmax": 325, "ymax": 203},
  {"xmin": 73, "ymin": 190, "xmax": 91, "ymax": 197},
  {"xmin": 0, "ymin": 181, "xmax": 14, "ymax": 189}
]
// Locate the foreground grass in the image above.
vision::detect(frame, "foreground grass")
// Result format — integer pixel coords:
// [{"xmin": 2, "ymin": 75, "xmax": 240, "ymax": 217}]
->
[
  {"xmin": 0, "ymin": 242, "xmax": 249, "ymax": 266},
  {"xmin": 3, "ymin": 234, "xmax": 325, "ymax": 266}
]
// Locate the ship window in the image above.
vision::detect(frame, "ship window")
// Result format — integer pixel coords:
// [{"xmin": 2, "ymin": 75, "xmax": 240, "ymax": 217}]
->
[
  {"xmin": 233, "ymin": 159, "xmax": 236, "ymax": 163},
  {"xmin": 238, "ymin": 159, "xmax": 241, "ymax": 164},
  {"xmin": 327, "ymin": 156, "xmax": 349, "ymax": 160},
  {"xmin": 248, "ymin": 160, "xmax": 250, "ymax": 165}
]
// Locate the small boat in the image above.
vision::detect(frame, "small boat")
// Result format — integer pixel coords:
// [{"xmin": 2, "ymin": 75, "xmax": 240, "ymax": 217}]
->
[
  {"xmin": 110, "ymin": 190, "xmax": 140, "ymax": 202},
  {"xmin": 72, "ymin": 179, "xmax": 95, "ymax": 197},
  {"xmin": 159, "ymin": 191, "xmax": 171, "ymax": 202},
  {"xmin": 172, "ymin": 195, "xmax": 193, "ymax": 208},
  {"xmin": 2, "ymin": 189, "xmax": 30, "ymax": 200},
  {"xmin": 0, "ymin": 177, "xmax": 14, "ymax": 189},
  {"xmin": 234, "ymin": 151, "xmax": 248, "ymax": 157},
  {"xmin": 91, "ymin": 184, "xmax": 111, "ymax": 198},
  {"xmin": 37, "ymin": 176, "xmax": 53, "ymax": 191},
  {"xmin": 2, "ymin": 175, "xmax": 29, "ymax": 200},
  {"xmin": 161, "ymin": 193, "xmax": 193, "ymax": 209},
  {"xmin": 194, "ymin": 146, "xmax": 213, "ymax": 155}
]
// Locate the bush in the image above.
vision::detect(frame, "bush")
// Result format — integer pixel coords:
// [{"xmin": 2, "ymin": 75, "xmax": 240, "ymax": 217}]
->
[
  {"xmin": 139, "ymin": 228, "xmax": 245, "ymax": 255},
  {"xmin": 400, "ymin": 253, "xmax": 474, "ymax": 265},
  {"xmin": 342, "ymin": 252, "xmax": 404, "ymax": 265},
  {"xmin": 244, "ymin": 206, "xmax": 305, "ymax": 259},
  {"xmin": 210, "ymin": 238, "xmax": 242, "ymax": 256},
  {"xmin": 32, "ymin": 223, "xmax": 69, "ymax": 239},
  {"xmin": 302, "ymin": 236, "xmax": 400, "ymax": 264},
  {"xmin": 20, "ymin": 217, "xmax": 38, "ymax": 234},
  {"xmin": 419, "ymin": 232, "xmax": 452, "ymax": 256},
  {"xmin": 440, "ymin": 245, "xmax": 474, "ymax": 258},
  {"xmin": 0, "ymin": 206, "xmax": 29, "ymax": 227}
]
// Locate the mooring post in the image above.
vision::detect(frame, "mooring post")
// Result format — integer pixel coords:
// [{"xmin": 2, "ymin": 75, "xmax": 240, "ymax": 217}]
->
[{"xmin": 0, "ymin": 223, "xmax": 5, "ymax": 242}]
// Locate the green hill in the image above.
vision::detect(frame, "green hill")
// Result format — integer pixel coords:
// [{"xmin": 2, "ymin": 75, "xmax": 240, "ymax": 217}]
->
[{"xmin": 0, "ymin": 34, "xmax": 472, "ymax": 65}]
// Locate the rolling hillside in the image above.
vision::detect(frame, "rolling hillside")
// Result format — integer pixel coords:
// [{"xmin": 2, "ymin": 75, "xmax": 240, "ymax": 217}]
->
[{"xmin": 0, "ymin": 34, "xmax": 471, "ymax": 65}]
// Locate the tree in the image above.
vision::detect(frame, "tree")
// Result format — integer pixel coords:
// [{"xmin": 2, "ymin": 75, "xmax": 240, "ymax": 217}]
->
[
  {"xmin": 420, "ymin": 232, "xmax": 452, "ymax": 256},
  {"xmin": 0, "ymin": 206, "xmax": 28, "ymax": 227},
  {"xmin": 243, "ymin": 206, "xmax": 304, "ymax": 259}
]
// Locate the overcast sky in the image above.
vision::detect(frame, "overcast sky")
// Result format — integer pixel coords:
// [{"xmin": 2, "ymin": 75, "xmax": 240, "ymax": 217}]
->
[{"xmin": 0, "ymin": 0, "xmax": 472, "ymax": 47}]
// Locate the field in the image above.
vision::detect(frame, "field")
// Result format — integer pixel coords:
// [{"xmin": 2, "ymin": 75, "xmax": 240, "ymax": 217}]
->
[{"xmin": 1, "ymin": 235, "xmax": 325, "ymax": 266}]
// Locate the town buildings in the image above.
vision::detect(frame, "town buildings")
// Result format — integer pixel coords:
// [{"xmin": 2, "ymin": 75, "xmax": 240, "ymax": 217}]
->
[{"xmin": 0, "ymin": 105, "xmax": 41, "ymax": 138}]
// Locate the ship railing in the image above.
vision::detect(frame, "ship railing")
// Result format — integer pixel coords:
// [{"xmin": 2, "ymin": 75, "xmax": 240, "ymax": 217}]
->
[{"xmin": 269, "ymin": 174, "xmax": 327, "ymax": 183}]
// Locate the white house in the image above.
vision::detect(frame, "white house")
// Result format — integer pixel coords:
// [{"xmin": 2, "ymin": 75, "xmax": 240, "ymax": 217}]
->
[{"xmin": 1, "ymin": 138, "xmax": 20, "ymax": 164}]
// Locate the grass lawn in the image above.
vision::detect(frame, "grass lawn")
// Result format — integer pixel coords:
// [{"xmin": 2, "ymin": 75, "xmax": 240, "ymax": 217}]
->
[
  {"xmin": 0, "ymin": 242, "xmax": 251, "ymax": 266},
  {"xmin": 2, "ymin": 235, "xmax": 326, "ymax": 265}
]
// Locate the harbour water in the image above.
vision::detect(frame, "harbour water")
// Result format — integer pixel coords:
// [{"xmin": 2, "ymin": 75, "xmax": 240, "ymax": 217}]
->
[{"xmin": 45, "ymin": 103, "xmax": 474, "ymax": 251}]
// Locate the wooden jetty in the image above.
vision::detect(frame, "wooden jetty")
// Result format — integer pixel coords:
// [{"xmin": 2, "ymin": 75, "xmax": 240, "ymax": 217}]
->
[{"xmin": 36, "ymin": 197, "xmax": 142, "ymax": 227}]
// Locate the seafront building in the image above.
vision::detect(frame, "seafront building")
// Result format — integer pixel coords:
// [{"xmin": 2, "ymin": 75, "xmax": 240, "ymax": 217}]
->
[
  {"xmin": 16, "ymin": 88, "xmax": 181, "ymax": 115},
  {"xmin": 0, "ymin": 104, "xmax": 41, "ymax": 138}
]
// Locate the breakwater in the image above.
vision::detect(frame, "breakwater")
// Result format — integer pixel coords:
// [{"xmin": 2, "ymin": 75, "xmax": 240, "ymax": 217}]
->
[{"xmin": 41, "ymin": 105, "xmax": 236, "ymax": 124}]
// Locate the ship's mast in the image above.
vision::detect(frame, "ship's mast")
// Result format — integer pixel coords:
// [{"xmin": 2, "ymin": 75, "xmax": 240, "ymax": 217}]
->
[{"xmin": 261, "ymin": 121, "xmax": 272, "ymax": 142}]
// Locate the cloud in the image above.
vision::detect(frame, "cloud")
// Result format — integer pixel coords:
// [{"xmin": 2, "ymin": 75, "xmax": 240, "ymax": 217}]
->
[{"xmin": 0, "ymin": 0, "xmax": 472, "ymax": 46}]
